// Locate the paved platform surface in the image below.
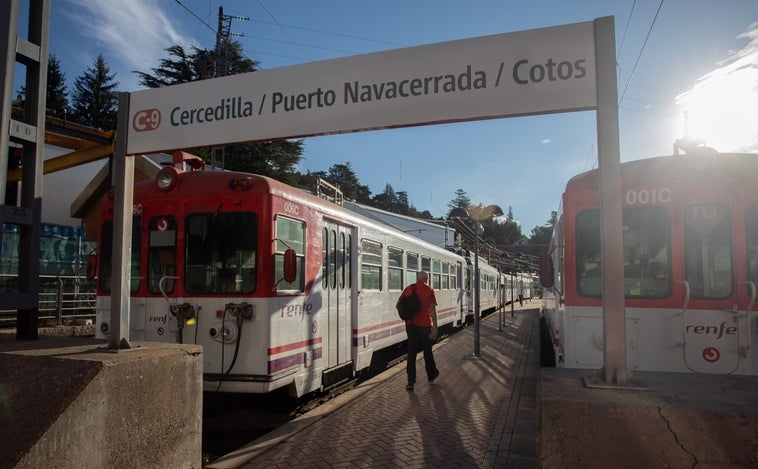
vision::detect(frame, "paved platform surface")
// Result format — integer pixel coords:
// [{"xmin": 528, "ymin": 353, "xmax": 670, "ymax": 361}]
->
[
  {"xmin": 208, "ymin": 301, "xmax": 540, "ymax": 469},
  {"xmin": 209, "ymin": 298, "xmax": 758, "ymax": 469}
]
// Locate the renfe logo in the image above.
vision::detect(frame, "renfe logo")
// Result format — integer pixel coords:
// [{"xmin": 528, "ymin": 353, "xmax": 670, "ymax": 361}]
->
[
  {"xmin": 132, "ymin": 108, "xmax": 161, "ymax": 132},
  {"xmin": 686, "ymin": 321, "xmax": 737, "ymax": 340}
]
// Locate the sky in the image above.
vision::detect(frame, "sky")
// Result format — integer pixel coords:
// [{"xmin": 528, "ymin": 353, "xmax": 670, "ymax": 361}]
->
[{"xmin": 16, "ymin": 0, "xmax": 758, "ymax": 233}]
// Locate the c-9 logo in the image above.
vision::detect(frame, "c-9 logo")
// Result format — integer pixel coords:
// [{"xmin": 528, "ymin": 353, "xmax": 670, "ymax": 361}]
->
[{"xmin": 133, "ymin": 108, "xmax": 161, "ymax": 132}]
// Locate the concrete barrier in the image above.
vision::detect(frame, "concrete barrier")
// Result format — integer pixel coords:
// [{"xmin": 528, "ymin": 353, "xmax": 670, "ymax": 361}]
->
[{"xmin": 0, "ymin": 337, "xmax": 202, "ymax": 469}]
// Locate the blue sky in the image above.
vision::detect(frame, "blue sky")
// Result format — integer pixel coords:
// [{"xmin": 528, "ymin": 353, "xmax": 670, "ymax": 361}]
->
[{"xmin": 18, "ymin": 0, "xmax": 758, "ymax": 233}]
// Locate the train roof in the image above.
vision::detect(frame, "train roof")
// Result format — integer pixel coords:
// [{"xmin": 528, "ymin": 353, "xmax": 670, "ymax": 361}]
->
[
  {"xmin": 565, "ymin": 151, "xmax": 758, "ymax": 192},
  {"xmin": 132, "ymin": 168, "xmax": 465, "ymax": 260}
]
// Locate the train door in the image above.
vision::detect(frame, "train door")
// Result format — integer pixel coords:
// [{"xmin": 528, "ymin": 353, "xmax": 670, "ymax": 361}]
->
[
  {"xmin": 322, "ymin": 221, "xmax": 353, "ymax": 378},
  {"xmin": 738, "ymin": 202, "xmax": 758, "ymax": 372},
  {"xmin": 680, "ymin": 191, "xmax": 741, "ymax": 373}
]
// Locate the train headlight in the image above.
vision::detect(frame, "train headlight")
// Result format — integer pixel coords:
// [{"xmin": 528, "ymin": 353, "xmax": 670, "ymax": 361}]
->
[
  {"xmin": 228, "ymin": 176, "xmax": 252, "ymax": 191},
  {"xmin": 156, "ymin": 167, "xmax": 178, "ymax": 191}
]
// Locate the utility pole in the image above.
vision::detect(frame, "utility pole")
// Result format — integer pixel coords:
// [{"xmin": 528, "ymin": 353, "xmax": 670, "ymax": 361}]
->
[{"xmin": 212, "ymin": 6, "xmax": 248, "ymax": 169}]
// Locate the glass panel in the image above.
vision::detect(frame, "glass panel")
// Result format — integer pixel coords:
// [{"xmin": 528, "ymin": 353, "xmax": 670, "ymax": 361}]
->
[
  {"xmin": 274, "ymin": 216, "xmax": 304, "ymax": 292},
  {"xmin": 148, "ymin": 216, "xmax": 176, "ymax": 294},
  {"xmin": 388, "ymin": 246, "xmax": 403, "ymax": 267},
  {"xmin": 340, "ymin": 232, "xmax": 346, "ymax": 289},
  {"xmin": 322, "ymin": 228, "xmax": 328, "ymax": 289},
  {"xmin": 421, "ymin": 256, "xmax": 431, "ymax": 273},
  {"xmin": 361, "ymin": 239, "xmax": 382, "ymax": 290},
  {"xmin": 185, "ymin": 212, "xmax": 257, "ymax": 294},
  {"xmin": 330, "ymin": 229, "xmax": 337, "ymax": 289},
  {"xmin": 346, "ymin": 233, "xmax": 352, "ymax": 289},
  {"xmin": 747, "ymin": 204, "xmax": 758, "ymax": 286},
  {"xmin": 684, "ymin": 204, "xmax": 733, "ymax": 299},
  {"xmin": 576, "ymin": 206, "xmax": 672, "ymax": 298},
  {"xmin": 388, "ymin": 268, "xmax": 402, "ymax": 290}
]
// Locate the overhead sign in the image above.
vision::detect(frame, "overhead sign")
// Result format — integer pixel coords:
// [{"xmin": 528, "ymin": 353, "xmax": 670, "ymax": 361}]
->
[{"xmin": 126, "ymin": 21, "xmax": 596, "ymax": 154}]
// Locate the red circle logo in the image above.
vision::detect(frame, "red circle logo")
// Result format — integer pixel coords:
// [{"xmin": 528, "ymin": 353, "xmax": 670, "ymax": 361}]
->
[
  {"xmin": 312, "ymin": 321, "xmax": 318, "ymax": 334},
  {"xmin": 157, "ymin": 327, "xmax": 164, "ymax": 336},
  {"xmin": 702, "ymin": 347, "xmax": 720, "ymax": 363}
]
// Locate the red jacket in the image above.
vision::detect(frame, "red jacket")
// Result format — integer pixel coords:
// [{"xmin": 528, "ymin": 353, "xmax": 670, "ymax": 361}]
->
[{"xmin": 399, "ymin": 281, "xmax": 438, "ymax": 327}]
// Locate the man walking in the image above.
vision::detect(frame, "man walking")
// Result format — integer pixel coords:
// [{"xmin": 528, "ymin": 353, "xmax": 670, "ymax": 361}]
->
[{"xmin": 396, "ymin": 271, "xmax": 439, "ymax": 391}]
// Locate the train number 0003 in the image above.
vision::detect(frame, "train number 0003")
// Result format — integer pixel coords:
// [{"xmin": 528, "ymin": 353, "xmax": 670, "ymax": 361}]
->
[{"xmin": 624, "ymin": 188, "xmax": 671, "ymax": 206}]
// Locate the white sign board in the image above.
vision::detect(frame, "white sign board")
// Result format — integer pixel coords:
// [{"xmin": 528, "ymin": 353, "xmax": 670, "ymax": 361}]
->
[{"xmin": 127, "ymin": 21, "xmax": 596, "ymax": 154}]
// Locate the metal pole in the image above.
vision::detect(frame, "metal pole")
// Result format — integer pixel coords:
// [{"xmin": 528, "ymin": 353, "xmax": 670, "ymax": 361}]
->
[
  {"xmin": 474, "ymin": 226, "xmax": 481, "ymax": 356},
  {"xmin": 587, "ymin": 16, "xmax": 639, "ymax": 388},
  {"xmin": 109, "ymin": 92, "xmax": 134, "ymax": 350}
]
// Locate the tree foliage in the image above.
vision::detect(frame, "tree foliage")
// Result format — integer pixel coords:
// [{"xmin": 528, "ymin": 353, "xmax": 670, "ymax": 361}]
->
[
  {"xmin": 46, "ymin": 55, "xmax": 69, "ymax": 119},
  {"xmin": 70, "ymin": 54, "xmax": 119, "ymax": 129},
  {"xmin": 135, "ymin": 42, "xmax": 302, "ymax": 178}
]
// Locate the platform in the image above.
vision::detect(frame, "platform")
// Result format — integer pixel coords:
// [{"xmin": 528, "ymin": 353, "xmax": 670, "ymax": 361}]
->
[
  {"xmin": 208, "ymin": 298, "xmax": 758, "ymax": 469},
  {"xmin": 208, "ymin": 301, "xmax": 540, "ymax": 469}
]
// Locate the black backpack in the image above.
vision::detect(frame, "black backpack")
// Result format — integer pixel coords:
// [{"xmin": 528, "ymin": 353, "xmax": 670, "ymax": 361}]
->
[{"xmin": 397, "ymin": 285, "xmax": 421, "ymax": 320}]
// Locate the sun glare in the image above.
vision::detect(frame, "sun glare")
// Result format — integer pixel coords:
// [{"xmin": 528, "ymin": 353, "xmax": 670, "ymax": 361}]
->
[{"xmin": 675, "ymin": 24, "xmax": 758, "ymax": 153}]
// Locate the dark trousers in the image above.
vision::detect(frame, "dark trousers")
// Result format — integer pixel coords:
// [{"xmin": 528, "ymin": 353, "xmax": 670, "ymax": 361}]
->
[{"xmin": 406, "ymin": 324, "xmax": 437, "ymax": 385}]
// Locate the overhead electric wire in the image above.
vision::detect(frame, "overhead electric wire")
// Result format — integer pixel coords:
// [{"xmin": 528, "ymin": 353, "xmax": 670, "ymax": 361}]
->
[{"xmin": 619, "ymin": 0, "xmax": 666, "ymax": 106}]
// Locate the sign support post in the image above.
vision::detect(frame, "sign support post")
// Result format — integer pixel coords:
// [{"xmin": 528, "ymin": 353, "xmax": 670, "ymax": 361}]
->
[
  {"xmin": 109, "ymin": 92, "xmax": 135, "ymax": 350},
  {"xmin": 586, "ymin": 16, "xmax": 644, "ymax": 389}
]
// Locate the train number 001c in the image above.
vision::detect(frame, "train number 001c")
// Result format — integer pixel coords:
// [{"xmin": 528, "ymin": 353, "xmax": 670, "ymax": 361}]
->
[{"xmin": 624, "ymin": 188, "xmax": 671, "ymax": 206}]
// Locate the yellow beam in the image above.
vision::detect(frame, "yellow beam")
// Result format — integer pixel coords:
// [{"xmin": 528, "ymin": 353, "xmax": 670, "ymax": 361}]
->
[{"xmin": 6, "ymin": 143, "xmax": 113, "ymax": 182}]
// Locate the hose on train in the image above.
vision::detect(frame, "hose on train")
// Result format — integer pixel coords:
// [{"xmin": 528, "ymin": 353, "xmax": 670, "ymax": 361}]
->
[{"xmin": 214, "ymin": 302, "xmax": 252, "ymax": 392}]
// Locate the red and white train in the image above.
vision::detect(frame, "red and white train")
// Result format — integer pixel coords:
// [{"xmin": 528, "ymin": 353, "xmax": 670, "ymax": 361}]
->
[
  {"xmin": 91, "ymin": 152, "xmax": 510, "ymax": 397},
  {"xmin": 540, "ymin": 151, "xmax": 758, "ymax": 375}
]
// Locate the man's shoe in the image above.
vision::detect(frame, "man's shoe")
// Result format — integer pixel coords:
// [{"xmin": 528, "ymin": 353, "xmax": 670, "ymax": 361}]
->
[
  {"xmin": 406, "ymin": 384, "xmax": 414, "ymax": 391},
  {"xmin": 428, "ymin": 369, "xmax": 440, "ymax": 383}
]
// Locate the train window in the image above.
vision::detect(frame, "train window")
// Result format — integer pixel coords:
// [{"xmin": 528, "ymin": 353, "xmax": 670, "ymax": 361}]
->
[
  {"xmin": 322, "ymin": 228, "xmax": 328, "ymax": 290},
  {"xmin": 388, "ymin": 246, "xmax": 403, "ymax": 290},
  {"xmin": 148, "ymin": 216, "xmax": 176, "ymax": 295},
  {"xmin": 274, "ymin": 216, "xmax": 305, "ymax": 293},
  {"xmin": 406, "ymin": 252, "xmax": 419, "ymax": 285},
  {"xmin": 340, "ymin": 232, "xmax": 347, "ymax": 289},
  {"xmin": 576, "ymin": 206, "xmax": 672, "ymax": 298},
  {"xmin": 442, "ymin": 262, "xmax": 450, "ymax": 290},
  {"xmin": 747, "ymin": 204, "xmax": 758, "ymax": 286},
  {"xmin": 99, "ymin": 219, "xmax": 142, "ymax": 293},
  {"xmin": 346, "ymin": 233, "xmax": 352, "ymax": 289},
  {"xmin": 361, "ymin": 239, "xmax": 382, "ymax": 290},
  {"xmin": 185, "ymin": 212, "xmax": 258, "ymax": 294},
  {"xmin": 330, "ymin": 229, "xmax": 337, "ymax": 289},
  {"xmin": 684, "ymin": 204, "xmax": 733, "ymax": 299},
  {"xmin": 421, "ymin": 256, "xmax": 431, "ymax": 273},
  {"xmin": 432, "ymin": 259, "xmax": 441, "ymax": 289}
]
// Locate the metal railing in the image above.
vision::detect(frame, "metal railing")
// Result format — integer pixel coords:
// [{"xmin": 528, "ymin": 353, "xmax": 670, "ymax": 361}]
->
[{"xmin": 0, "ymin": 274, "xmax": 96, "ymax": 326}]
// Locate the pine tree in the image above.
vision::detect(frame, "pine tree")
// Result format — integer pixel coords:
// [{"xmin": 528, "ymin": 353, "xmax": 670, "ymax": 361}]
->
[
  {"xmin": 70, "ymin": 54, "xmax": 119, "ymax": 129},
  {"xmin": 324, "ymin": 162, "xmax": 372, "ymax": 203},
  {"xmin": 135, "ymin": 42, "xmax": 303, "ymax": 177},
  {"xmin": 46, "ymin": 55, "xmax": 69, "ymax": 119},
  {"xmin": 447, "ymin": 189, "xmax": 471, "ymax": 215}
]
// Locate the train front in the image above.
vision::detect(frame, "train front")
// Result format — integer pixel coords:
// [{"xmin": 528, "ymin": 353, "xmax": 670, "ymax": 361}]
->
[{"xmin": 92, "ymin": 156, "xmax": 303, "ymax": 395}]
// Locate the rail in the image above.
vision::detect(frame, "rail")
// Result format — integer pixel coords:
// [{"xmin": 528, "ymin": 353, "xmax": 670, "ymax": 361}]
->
[{"xmin": 0, "ymin": 274, "xmax": 96, "ymax": 326}]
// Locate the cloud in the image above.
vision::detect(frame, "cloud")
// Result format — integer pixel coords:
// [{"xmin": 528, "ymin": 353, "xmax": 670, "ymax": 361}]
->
[
  {"xmin": 63, "ymin": 0, "xmax": 196, "ymax": 90},
  {"xmin": 541, "ymin": 138, "xmax": 552, "ymax": 144}
]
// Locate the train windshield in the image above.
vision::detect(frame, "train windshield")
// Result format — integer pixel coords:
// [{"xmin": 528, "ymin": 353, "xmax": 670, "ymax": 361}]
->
[
  {"xmin": 684, "ymin": 203, "xmax": 733, "ymax": 299},
  {"xmin": 576, "ymin": 206, "xmax": 672, "ymax": 298},
  {"xmin": 748, "ymin": 204, "xmax": 758, "ymax": 286},
  {"xmin": 185, "ymin": 212, "xmax": 257, "ymax": 294}
]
